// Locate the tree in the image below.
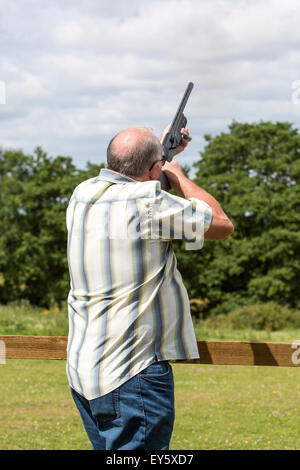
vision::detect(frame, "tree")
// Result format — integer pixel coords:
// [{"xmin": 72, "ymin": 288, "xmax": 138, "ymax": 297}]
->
[
  {"xmin": 0, "ymin": 147, "xmax": 103, "ymax": 307},
  {"xmin": 175, "ymin": 121, "xmax": 300, "ymax": 314}
]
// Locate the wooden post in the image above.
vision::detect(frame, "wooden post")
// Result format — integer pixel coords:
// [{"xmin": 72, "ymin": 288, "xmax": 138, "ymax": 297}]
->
[{"xmin": 1, "ymin": 335, "xmax": 300, "ymax": 367}]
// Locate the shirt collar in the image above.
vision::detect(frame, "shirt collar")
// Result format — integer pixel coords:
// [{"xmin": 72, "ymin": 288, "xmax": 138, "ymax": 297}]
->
[{"xmin": 98, "ymin": 168, "xmax": 138, "ymax": 184}]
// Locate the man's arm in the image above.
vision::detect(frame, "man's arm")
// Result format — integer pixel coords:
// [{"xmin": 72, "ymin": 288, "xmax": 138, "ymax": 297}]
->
[{"xmin": 161, "ymin": 161, "xmax": 234, "ymax": 240}]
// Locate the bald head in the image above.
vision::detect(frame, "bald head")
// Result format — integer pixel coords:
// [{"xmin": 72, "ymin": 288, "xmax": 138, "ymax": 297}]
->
[{"xmin": 107, "ymin": 127, "xmax": 162, "ymax": 178}]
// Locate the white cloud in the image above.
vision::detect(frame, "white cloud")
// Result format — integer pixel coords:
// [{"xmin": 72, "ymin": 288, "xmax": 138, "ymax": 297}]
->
[{"xmin": 0, "ymin": 0, "xmax": 300, "ymax": 168}]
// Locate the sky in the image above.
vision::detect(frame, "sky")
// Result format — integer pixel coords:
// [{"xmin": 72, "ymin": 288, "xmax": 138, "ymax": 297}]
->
[{"xmin": 1, "ymin": 0, "xmax": 300, "ymax": 172}]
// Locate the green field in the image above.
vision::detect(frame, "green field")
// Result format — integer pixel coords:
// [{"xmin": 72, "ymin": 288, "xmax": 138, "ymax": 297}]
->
[
  {"xmin": 1, "ymin": 359, "xmax": 300, "ymax": 450},
  {"xmin": 0, "ymin": 303, "xmax": 300, "ymax": 450}
]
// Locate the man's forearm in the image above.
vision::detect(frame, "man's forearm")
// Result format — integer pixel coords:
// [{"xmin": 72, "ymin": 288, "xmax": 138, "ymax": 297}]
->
[
  {"xmin": 172, "ymin": 173, "xmax": 228, "ymax": 220},
  {"xmin": 162, "ymin": 163, "xmax": 234, "ymax": 240}
]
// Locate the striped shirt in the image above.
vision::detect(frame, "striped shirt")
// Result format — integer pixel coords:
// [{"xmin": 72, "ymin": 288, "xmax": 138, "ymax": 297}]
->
[{"xmin": 66, "ymin": 168, "xmax": 212, "ymax": 399}]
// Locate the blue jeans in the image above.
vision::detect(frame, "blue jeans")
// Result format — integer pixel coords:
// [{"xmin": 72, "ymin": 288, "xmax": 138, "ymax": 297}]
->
[{"xmin": 70, "ymin": 360, "xmax": 175, "ymax": 450}]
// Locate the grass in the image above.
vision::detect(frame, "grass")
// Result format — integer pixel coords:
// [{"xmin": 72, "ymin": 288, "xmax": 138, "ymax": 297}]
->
[
  {"xmin": 172, "ymin": 363, "xmax": 300, "ymax": 450},
  {"xmin": 1, "ymin": 301, "xmax": 300, "ymax": 343},
  {"xmin": 0, "ymin": 302, "xmax": 300, "ymax": 450},
  {"xmin": 193, "ymin": 319, "xmax": 300, "ymax": 343},
  {"xmin": 0, "ymin": 300, "xmax": 69, "ymax": 336},
  {"xmin": 0, "ymin": 360, "xmax": 299, "ymax": 450}
]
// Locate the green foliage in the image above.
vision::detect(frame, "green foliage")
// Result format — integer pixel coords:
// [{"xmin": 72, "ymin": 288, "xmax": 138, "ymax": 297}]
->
[
  {"xmin": 1, "ymin": 120, "xmax": 300, "ymax": 314},
  {"xmin": 175, "ymin": 121, "xmax": 300, "ymax": 313},
  {"xmin": 189, "ymin": 298, "xmax": 210, "ymax": 318},
  {"xmin": 227, "ymin": 302, "xmax": 300, "ymax": 331},
  {"xmin": 0, "ymin": 147, "xmax": 103, "ymax": 307}
]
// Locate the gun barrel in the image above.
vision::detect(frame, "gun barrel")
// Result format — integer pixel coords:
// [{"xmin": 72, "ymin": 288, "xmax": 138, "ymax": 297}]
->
[{"xmin": 169, "ymin": 82, "xmax": 194, "ymax": 129}]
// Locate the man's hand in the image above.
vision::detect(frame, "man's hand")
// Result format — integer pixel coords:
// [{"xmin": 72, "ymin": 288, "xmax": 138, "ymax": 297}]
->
[
  {"xmin": 174, "ymin": 127, "xmax": 191, "ymax": 155},
  {"xmin": 160, "ymin": 123, "xmax": 171, "ymax": 143},
  {"xmin": 161, "ymin": 160, "xmax": 185, "ymax": 196},
  {"xmin": 160, "ymin": 125, "xmax": 191, "ymax": 156}
]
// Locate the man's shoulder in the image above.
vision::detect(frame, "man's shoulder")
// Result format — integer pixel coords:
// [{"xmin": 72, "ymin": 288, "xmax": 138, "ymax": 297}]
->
[
  {"xmin": 74, "ymin": 176, "xmax": 99, "ymax": 192},
  {"xmin": 130, "ymin": 180, "xmax": 161, "ymax": 200},
  {"xmin": 68, "ymin": 176, "xmax": 107, "ymax": 204},
  {"xmin": 69, "ymin": 177, "xmax": 162, "ymax": 205}
]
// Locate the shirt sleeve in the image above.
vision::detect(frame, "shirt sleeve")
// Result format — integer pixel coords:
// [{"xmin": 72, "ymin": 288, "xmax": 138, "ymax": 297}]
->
[{"xmin": 149, "ymin": 190, "xmax": 212, "ymax": 250}]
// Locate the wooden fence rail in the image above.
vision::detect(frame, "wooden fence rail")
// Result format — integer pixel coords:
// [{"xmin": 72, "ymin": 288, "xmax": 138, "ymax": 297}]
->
[{"xmin": 1, "ymin": 335, "xmax": 300, "ymax": 367}]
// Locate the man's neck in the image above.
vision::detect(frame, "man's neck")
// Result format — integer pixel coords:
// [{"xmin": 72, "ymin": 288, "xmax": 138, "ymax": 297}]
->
[{"xmin": 130, "ymin": 175, "xmax": 149, "ymax": 182}]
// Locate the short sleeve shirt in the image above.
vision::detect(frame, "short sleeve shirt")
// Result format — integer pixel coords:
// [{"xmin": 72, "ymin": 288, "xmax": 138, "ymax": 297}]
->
[{"xmin": 66, "ymin": 169, "xmax": 212, "ymax": 399}]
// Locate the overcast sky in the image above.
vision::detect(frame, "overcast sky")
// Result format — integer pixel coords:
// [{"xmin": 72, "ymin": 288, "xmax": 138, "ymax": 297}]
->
[{"xmin": 1, "ymin": 0, "xmax": 300, "ymax": 171}]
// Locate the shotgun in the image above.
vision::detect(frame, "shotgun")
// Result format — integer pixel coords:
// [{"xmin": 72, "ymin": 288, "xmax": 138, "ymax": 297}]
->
[{"xmin": 159, "ymin": 82, "xmax": 194, "ymax": 190}]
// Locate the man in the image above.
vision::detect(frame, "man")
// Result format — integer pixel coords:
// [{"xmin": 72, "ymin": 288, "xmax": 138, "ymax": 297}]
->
[{"xmin": 66, "ymin": 126, "xmax": 234, "ymax": 450}]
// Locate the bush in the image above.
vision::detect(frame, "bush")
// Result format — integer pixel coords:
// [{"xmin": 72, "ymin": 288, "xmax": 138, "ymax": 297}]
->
[
  {"xmin": 209, "ymin": 293, "xmax": 254, "ymax": 316},
  {"xmin": 227, "ymin": 302, "xmax": 300, "ymax": 331},
  {"xmin": 189, "ymin": 298, "xmax": 210, "ymax": 318}
]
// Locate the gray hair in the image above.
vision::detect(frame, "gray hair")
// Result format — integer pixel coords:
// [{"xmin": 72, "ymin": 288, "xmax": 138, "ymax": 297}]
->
[{"xmin": 106, "ymin": 127, "xmax": 162, "ymax": 177}]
